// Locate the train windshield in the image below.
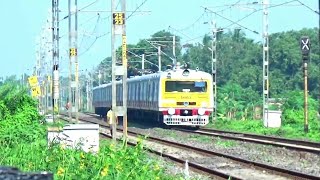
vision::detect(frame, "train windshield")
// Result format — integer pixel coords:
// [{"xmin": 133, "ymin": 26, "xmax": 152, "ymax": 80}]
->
[{"xmin": 165, "ymin": 81, "xmax": 207, "ymax": 92}]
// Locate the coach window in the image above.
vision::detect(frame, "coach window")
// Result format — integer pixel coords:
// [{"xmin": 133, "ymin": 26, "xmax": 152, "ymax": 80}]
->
[
  {"xmin": 155, "ymin": 82, "xmax": 158, "ymax": 100},
  {"xmin": 136, "ymin": 84, "xmax": 140, "ymax": 101},
  {"xmin": 143, "ymin": 82, "xmax": 146, "ymax": 101},
  {"xmin": 148, "ymin": 82, "xmax": 151, "ymax": 102},
  {"xmin": 165, "ymin": 81, "xmax": 207, "ymax": 92},
  {"xmin": 128, "ymin": 84, "xmax": 131, "ymax": 101},
  {"xmin": 132, "ymin": 83, "xmax": 135, "ymax": 101}
]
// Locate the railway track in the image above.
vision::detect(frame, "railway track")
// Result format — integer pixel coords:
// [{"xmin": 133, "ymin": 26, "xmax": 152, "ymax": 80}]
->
[
  {"xmin": 60, "ymin": 114, "xmax": 238, "ymax": 179},
  {"xmin": 83, "ymin": 112, "xmax": 320, "ymax": 154},
  {"xmin": 60, "ymin": 113, "xmax": 320, "ymax": 180},
  {"xmin": 99, "ymin": 132, "xmax": 241, "ymax": 180},
  {"xmin": 173, "ymin": 127, "xmax": 320, "ymax": 154}
]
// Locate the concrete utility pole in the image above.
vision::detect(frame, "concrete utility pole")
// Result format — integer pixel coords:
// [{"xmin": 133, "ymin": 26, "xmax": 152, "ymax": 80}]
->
[
  {"xmin": 111, "ymin": 0, "xmax": 117, "ymax": 141},
  {"xmin": 142, "ymin": 54, "xmax": 145, "ymax": 70},
  {"xmin": 75, "ymin": 0, "xmax": 79, "ymax": 122},
  {"xmin": 158, "ymin": 46, "xmax": 161, "ymax": 72},
  {"xmin": 173, "ymin": 35, "xmax": 176, "ymax": 66},
  {"xmin": 52, "ymin": 0, "xmax": 60, "ymax": 122},
  {"xmin": 86, "ymin": 69, "xmax": 89, "ymax": 111},
  {"xmin": 211, "ymin": 21, "xmax": 217, "ymax": 122},
  {"xmin": 262, "ymin": 0, "xmax": 270, "ymax": 124},
  {"xmin": 121, "ymin": 0, "xmax": 128, "ymax": 140},
  {"xmin": 111, "ymin": 0, "xmax": 128, "ymax": 141},
  {"xmin": 98, "ymin": 70, "xmax": 101, "ymax": 85},
  {"xmin": 68, "ymin": 0, "xmax": 79, "ymax": 122},
  {"xmin": 68, "ymin": 0, "xmax": 72, "ymax": 120}
]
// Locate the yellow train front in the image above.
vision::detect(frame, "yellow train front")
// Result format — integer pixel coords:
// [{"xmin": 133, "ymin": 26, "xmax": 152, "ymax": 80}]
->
[{"xmin": 92, "ymin": 65, "xmax": 213, "ymax": 126}]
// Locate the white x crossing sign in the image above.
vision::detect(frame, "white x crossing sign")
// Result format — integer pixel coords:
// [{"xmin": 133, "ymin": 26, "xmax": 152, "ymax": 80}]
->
[{"xmin": 300, "ymin": 36, "xmax": 310, "ymax": 55}]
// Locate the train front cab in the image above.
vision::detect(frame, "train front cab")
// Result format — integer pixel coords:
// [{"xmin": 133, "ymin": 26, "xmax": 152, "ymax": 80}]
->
[{"xmin": 160, "ymin": 73, "xmax": 213, "ymax": 126}]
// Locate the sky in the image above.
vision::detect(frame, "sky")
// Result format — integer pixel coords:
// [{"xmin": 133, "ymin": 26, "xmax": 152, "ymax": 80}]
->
[{"xmin": 0, "ymin": 0, "xmax": 318, "ymax": 78}]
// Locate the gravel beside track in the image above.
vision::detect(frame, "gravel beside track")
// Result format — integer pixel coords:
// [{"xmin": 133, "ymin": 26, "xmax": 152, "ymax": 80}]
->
[
  {"xmin": 64, "ymin": 113, "xmax": 320, "ymax": 178},
  {"xmin": 129, "ymin": 127, "xmax": 320, "ymax": 177}
]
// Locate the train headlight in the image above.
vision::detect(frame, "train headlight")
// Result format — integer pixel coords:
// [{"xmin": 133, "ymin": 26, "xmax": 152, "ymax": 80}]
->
[
  {"xmin": 182, "ymin": 69, "xmax": 190, "ymax": 76},
  {"xmin": 201, "ymin": 102, "xmax": 207, "ymax": 107},
  {"xmin": 168, "ymin": 108, "xmax": 175, "ymax": 115},
  {"xmin": 198, "ymin": 108, "xmax": 205, "ymax": 115},
  {"xmin": 167, "ymin": 72, "xmax": 171, "ymax": 79}
]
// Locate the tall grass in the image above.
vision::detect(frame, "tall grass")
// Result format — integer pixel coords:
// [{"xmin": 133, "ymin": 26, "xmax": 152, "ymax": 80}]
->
[{"xmin": 0, "ymin": 83, "xmax": 180, "ymax": 179}]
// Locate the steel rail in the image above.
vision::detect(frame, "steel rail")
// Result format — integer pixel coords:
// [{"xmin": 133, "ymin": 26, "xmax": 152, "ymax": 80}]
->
[
  {"xmin": 173, "ymin": 128, "xmax": 320, "ymax": 154},
  {"xmin": 60, "ymin": 113, "xmax": 320, "ymax": 180},
  {"xmin": 201, "ymin": 127, "xmax": 320, "ymax": 148},
  {"xmin": 83, "ymin": 112, "xmax": 320, "ymax": 153},
  {"xmin": 99, "ymin": 132, "xmax": 242, "ymax": 180}
]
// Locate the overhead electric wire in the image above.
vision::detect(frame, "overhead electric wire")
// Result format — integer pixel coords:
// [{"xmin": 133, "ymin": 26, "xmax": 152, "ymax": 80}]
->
[
  {"xmin": 126, "ymin": 0, "xmax": 149, "ymax": 20},
  {"xmin": 181, "ymin": 34, "xmax": 209, "ymax": 45},
  {"xmin": 79, "ymin": 14, "xmax": 101, "ymax": 51},
  {"xmin": 168, "ymin": 26, "xmax": 212, "ymax": 51},
  {"xmin": 176, "ymin": 12, "xmax": 206, "ymax": 31},
  {"xmin": 222, "ymin": 0, "xmax": 318, "ymax": 30},
  {"xmin": 214, "ymin": 0, "xmax": 241, "ymax": 13},
  {"xmin": 61, "ymin": 0, "xmax": 100, "ymax": 21},
  {"xmin": 80, "ymin": 0, "xmax": 149, "ymax": 57},
  {"xmin": 77, "ymin": 0, "xmax": 121, "ymax": 56},
  {"xmin": 79, "ymin": 32, "xmax": 110, "ymax": 57},
  {"xmin": 176, "ymin": 0, "xmax": 241, "ymax": 32},
  {"xmin": 296, "ymin": 0, "xmax": 319, "ymax": 14},
  {"xmin": 203, "ymin": 6, "xmax": 259, "ymax": 34}
]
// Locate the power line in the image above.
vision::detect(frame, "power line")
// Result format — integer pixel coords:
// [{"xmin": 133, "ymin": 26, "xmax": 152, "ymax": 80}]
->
[
  {"xmin": 126, "ymin": 0, "xmax": 149, "ymax": 20},
  {"xmin": 61, "ymin": 0, "xmax": 100, "ymax": 21},
  {"xmin": 176, "ymin": 12, "xmax": 206, "ymax": 31},
  {"xmin": 223, "ymin": 0, "xmax": 298, "ymax": 29},
  {"xmin": 78, "ymin": 0, "xmax": 147, "ymax": 57},
  {"xmin": 79, "ymin": 14, "xmax": 101, "ymax": 51},
  {"xmin": 181, "ymin": 34, "xmax": 208, "ymax": 45},
  {"xmin": 79, "ymin": 0, "xmax": 100, "ymax": 11},
  {"xmin": 79, "ymin": 32, "xmax": 110, "ymax": 56},
  {"xmin": 76, "ymin": 0, "xmax": 121, "ymax": 57},
  {"xmin": 203, "ymin": 6, "xmax": 259, "ymax": 34},
  {"xmin": 169, "ymin": 25, "xmax": 212, "ymax": 50},
  {"xmin": 296, "ymin": 0, "xmax": 319, "ymax": 14},
  {"xmin": 175, "ymin": 0, "xmax": 242, "ymax": 32},
  {"xmin": 223, "ymin": 0, "xmax": 319, "ymax": 30}
]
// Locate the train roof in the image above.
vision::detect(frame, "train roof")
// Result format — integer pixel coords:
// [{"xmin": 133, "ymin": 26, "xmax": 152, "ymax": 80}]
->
[{"xmin": 93, "ymin": 68, "xmax": 212, "ymax": 90}]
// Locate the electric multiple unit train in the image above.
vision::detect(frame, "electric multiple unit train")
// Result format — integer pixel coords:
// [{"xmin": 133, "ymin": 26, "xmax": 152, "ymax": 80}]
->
[{"xmin": 92, "ymin": 64, "xmax": 214, "ymax": 126}]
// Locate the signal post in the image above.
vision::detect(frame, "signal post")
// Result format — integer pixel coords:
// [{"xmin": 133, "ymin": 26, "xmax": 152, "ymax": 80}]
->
[
  {"xmin": 300, "ymin": 36, "xmax": 311, "ymax": 133},
  {"xmin": 111, "ymin": 0, "xmax": 128, "ymax": 141}
]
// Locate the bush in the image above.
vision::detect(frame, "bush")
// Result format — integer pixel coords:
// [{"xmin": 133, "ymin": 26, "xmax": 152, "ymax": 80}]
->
[{"xmin": 281, "ymin": 90, "xmax": 319, "ymax": 126}]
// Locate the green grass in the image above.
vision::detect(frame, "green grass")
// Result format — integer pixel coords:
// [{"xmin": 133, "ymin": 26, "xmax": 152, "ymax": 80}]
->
[
  {"xmin": 0, "ymin": 84, "xmax": 183, "ymax": 180},
  {"xmin": 0, "ymin": 138, "xmax": 176, "ymax": 180},
  {"xmin": 215, "ymin": 138, "xmax": 237, "ymax": 148}
]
